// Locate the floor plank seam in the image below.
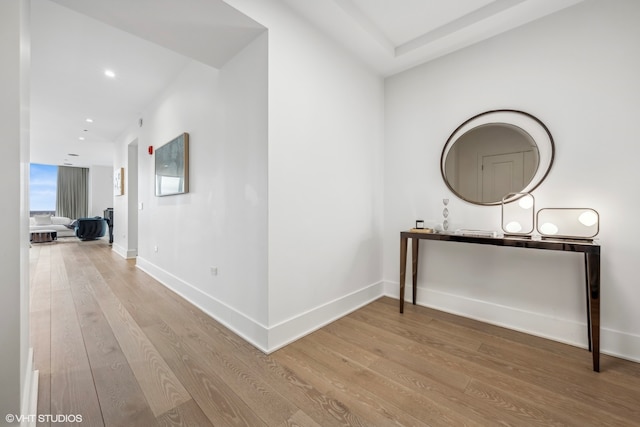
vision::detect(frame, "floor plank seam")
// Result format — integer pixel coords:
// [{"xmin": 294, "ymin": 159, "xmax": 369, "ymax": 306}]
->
[{"xmin": 67, "ymin": 243, "xmax": 108, "ymax": 427}]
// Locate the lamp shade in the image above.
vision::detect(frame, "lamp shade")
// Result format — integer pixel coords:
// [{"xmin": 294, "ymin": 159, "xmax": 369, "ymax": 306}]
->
[
  {"xmin": 536, "ymin": 208, "xmax": 599, "ymax": 240},
  {"xmin": 501, "ymin": 193, "xmax": 535, "ymax": 236}
]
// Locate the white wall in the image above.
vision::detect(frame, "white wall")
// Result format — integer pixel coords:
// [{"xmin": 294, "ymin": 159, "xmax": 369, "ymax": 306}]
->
[
  {"xmin": 384, "ymin": 0, "xmax": 640, "ymax": 361},
  {"xmin": 112, "ymin": 139, "xmax": 141, "ymax": 257},
  {"xmin": 117, "ymin": 33, "xmax": 271, "ymax": 348},
  {"xmin": 226, "ymin": 1, "xmax": 385, "ymax": 350},
  {"xmin": 112, "ymin": 146, "xmax": 132, "ymax": 256},
  {"xmin": 89, "ymin": 165, "xmax": 112, "ymax": 217},
  {"xmin": 127, "ymin": 142, "xmax": 138, "ymax": 251},
  {"xmin": 0, "ymin": 0, "xmax": 36, "ymax": 422},
  {"xmin": 217, "ymin": 33, "xmax": 268, "ymax": 329},
  {"xmin": 111, "ymin": 0, "xmax": 386, "ymax": 351},
  {"xmin": 266, "ymin": 10, "xmax": 385, "ymax": 349}
]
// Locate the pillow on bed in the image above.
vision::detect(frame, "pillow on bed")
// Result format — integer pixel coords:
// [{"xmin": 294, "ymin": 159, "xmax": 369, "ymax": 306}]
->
[{"xmin": 34, "ymin": 215, "xmax": 52, "ymax": 225}]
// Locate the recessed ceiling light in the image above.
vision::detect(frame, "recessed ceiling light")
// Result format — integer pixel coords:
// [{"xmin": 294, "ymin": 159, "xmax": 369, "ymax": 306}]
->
[
  {"xmin": 104, "ymin": 69, "xmax": 116, "ymax": 78},
  {"xmin": 63, "ymin": 163, "xmax": 73, "ymax": 166},
  {"xmin": 78, "ymin": 137, "xmax": 85, "ymax": 141},
  {"xmin": 85, "ymin": 118, "xmax": 93, "ymax": 123},
  {"xmin": 68, "ymin": 153, "xmax": 79, "ymax": 157}
]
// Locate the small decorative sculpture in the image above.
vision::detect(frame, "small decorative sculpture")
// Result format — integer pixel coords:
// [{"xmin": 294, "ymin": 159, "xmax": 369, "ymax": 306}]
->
[{"xmin": 442, "ymin": 198, "xmax": 450, "ymax": 231}]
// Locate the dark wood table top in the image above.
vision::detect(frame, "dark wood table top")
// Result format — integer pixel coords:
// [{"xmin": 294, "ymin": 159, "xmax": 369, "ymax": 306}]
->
[{"xmin": 401, "ymin": 230, "xmax": 600, "ymax": 254}]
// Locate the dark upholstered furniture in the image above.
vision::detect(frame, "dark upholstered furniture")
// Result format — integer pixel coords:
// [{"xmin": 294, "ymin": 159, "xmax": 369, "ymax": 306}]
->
[{"xmin": 74, "ymin": 217, "xmax": 108, "ymax": 240}]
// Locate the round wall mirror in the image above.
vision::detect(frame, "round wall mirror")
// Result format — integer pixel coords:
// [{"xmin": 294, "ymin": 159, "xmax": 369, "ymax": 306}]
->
[{"xmin": 441, "ymin": 110, "xmax": 554, "ymax": 205}]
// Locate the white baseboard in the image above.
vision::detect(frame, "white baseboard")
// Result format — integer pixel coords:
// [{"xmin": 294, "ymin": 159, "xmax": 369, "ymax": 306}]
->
[
  {"xmin": 136, "ymin": 256, "xmax": 385, "ymax": 353},
  {"xmin": 383, "ymin": 281, "xmax": 640, "ymax": 364},
  {"xmin": 111, "ymin": 243, "xmax": 137, "ymax": 259},
  {"xmin": 136, "ymin": 256, "xmax": 270, "ymax": 351},
  {"xmin": 21, "ymin": 348, "xmax": 38, "ymax": 427},
  {"xmin": 111, "ymin": 243, "xmax": 127, "ymax": 258},
  {"xmin": 600, "ymin": 328, "xmax": 640, "ymax": 364},
  {"xmin": 266, "ymin": 281, "xmax": 385, "ymax": 353}
]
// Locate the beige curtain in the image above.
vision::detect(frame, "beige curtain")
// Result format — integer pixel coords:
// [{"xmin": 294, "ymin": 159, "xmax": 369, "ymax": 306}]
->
[{"xmin": 56, "ymin": 166, "xmax": 88, "ymax": 219}]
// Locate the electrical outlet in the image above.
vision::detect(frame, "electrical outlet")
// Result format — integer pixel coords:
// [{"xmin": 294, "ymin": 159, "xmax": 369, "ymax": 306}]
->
[
  {"xmin": 154, "ymin": 245, "xmax": 158, "ymax": 253},
  {"xmin": 210, "ymin": 266, "xmax": 218, "ymax": 276}
]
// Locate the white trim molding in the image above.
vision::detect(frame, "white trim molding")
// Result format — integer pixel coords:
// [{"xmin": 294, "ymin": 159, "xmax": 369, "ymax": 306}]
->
[
  {"xmin": 111, "ymin": 243, "xmax": 136, "ymax": 259},
  {"xmin": 136, "ymin": 256, "xmax": 269, "ymax": 350},
  {"xmin": 136, "ymin": 256, "xmax": 385, "ymax": 353},
  {"xmin": 384, "ymin": 280, "xmax": 640, "ymax": 364},
  {"xmin": 21, "ymin": 348, "xmax": 38, "ymax": 427},
  {"xmin": 266, "ymin": 281, "xmax": 385, "ymax": 353}
]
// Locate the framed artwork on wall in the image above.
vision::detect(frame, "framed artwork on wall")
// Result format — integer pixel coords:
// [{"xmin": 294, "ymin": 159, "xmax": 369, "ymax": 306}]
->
[
  {"xmin": 155, "ymin": 132, "xmax": 189, "ymax": 196},
  {"xmin": 114, "ymin": 167, "xmax": 124, "ymax": 196}
]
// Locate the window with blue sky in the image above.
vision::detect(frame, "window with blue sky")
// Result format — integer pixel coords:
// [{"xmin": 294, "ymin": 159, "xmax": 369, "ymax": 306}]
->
[{"xmin": 30, "ymin": 163, "xmax": 57, "ymax": 214}]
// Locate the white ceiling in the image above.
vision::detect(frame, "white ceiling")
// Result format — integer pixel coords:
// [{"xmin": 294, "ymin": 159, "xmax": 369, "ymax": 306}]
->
[
  {"xmin": 280, "ymin": 0, "xmax": 584, "ymax": 76},
  {"xmin": 30, "ymin": 0, "xmax": 264, "ymax": 168},
  {"xmin": 31, "ymin": 1, "xmax": 186, "ymax": 167},
  {"xmin": 29, "ymin": 0, "xmax": 583, "ymax": 168}
]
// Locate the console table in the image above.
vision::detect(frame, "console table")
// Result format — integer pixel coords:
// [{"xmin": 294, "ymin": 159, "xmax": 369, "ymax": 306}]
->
[{"xmin": 399, "ymin": 230, "xmax": 601, "ymax": 372}]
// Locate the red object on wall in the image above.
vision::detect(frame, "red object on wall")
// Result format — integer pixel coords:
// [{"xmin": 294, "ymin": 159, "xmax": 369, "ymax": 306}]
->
[{"xmin": 148, "ymin": 146, "xmax": 153, "ymax": 155}]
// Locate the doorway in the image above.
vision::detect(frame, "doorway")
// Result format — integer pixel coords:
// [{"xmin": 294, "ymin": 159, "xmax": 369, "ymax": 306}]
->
[{"xmin": 128, "ymin": 140, "xmax": 138, "ymax": 256}]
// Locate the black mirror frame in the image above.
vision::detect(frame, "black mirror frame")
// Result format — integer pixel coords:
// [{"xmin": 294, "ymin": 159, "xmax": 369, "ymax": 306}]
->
[{"xmin": 440, "ymin": 109, "xmax": 555, "ymax": 206}]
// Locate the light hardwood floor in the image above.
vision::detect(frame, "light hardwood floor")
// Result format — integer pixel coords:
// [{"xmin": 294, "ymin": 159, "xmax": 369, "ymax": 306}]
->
[{"xmin": 30, "ymin": 239, "xmax": 640, "ymax": 426}]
